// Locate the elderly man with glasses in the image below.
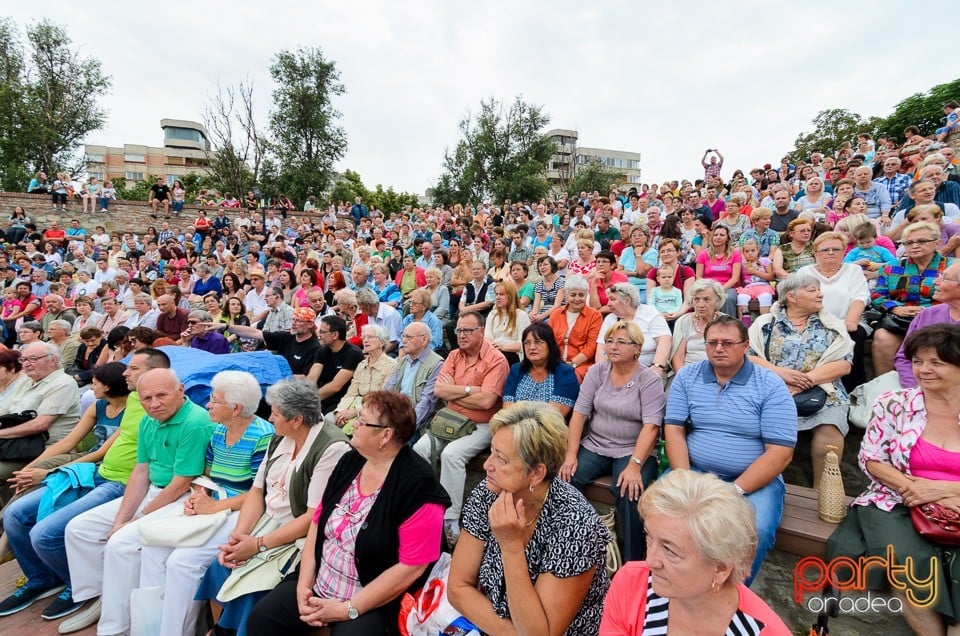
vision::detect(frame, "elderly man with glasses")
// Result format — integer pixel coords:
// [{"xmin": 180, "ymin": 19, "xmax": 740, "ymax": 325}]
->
[{"xmin": 0, "ymin": 342, "xmax": 81, "ymax": 506}]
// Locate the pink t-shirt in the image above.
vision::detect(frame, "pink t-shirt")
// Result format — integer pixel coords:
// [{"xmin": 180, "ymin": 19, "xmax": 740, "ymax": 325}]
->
[
  {"xmin": 909, "ymin": 437, "xmax": 960, "ymax": 483},
  {"xmin": 696, "ymin": 249, "xmax": 743, "ymax": 285}
]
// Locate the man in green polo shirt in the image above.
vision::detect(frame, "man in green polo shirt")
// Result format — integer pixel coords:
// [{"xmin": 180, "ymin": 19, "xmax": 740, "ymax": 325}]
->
[{"xmin": 65, "ymin": 368, "xmax": 213, "ymax": 636}]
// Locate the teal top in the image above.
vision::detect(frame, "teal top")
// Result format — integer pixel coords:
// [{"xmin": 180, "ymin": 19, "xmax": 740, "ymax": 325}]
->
[
  {"xmin": 205, "ymin": 417, "xmax": 274, "ymax": 497},
  {"xmin": 136, "ymin": 398, "xmax": 214, "ymax": 487}
]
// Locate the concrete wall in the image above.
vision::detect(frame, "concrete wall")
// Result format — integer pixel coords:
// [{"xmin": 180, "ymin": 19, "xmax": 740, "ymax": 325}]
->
[{"xmin": 1, "ymin": 192, "xmax": 328, "ymax": 235}]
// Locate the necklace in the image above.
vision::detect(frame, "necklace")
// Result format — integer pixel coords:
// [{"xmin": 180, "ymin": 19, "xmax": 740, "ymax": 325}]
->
[
  {"xmin": 815, "ymin": 264, "xmax": 840, "ymax": 278},
  {"xmin": 525, "ymin": 489, "xmax": 550, "ymax": 527}
]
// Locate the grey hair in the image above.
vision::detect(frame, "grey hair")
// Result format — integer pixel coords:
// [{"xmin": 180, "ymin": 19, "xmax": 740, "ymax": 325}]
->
[
  {"xmin": 133, "ymin": 292, "xmax": 153, "ymax": 304},
  {"xmin": 608, "ymin": 281, "xmax": 641, "ymax": 308},
  {"xmin": 777, "ymin": 271, "xmax": 821, "ymax": 307},
  {"xmin": 48, "ymin": 319, "xmax": 72, "ymax": 332},
  {"xmin": 691, "ymin": 279, "xmax": 724, "ymax": 306},
  {"xmin": 266, "ymin": 378, "xmax": 322, "ymax": 427},
  {"xmin": 188, "ymin": 309, "xmax": 212, "ymax": 322},
  {"xmin": 334, "ymin": 288, "xmax": 357, "ymax": 306},
  {"xmin": 352, "ymin": 263, "xmax": 368, "ymax": 276},
  {"xmin": 356, "ymin": 288, "xmax": 379, "ymax": 307},
  {"xmin": 210, "ymin": 370, "xmax": 262, "ymax": 418},
  {"xmin": 361, "ymin": 323, "xmax": 389, "ymax": 343},
  {"xmin": 564, "ymin": 274, "xmax": 589, "ymax": 293},
  {"xmin": 24, "ymin": 341, "xmax": 61, "ymax": 362}
]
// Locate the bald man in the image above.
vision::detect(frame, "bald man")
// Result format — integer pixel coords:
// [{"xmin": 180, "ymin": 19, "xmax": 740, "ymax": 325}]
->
[
  {"xmin": 383, "ymin": 321, "xmax": 444, "ymax": 434},
  {"xmin": 65, "ymin": 368, "xmax": 213, "ymax": 635}
]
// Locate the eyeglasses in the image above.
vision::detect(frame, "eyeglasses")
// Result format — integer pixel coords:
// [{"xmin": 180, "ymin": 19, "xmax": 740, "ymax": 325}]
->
[
  {"xmin": 454, "ymin": 327, "xmax": 480, "ymax": 336},
  {"xmin": 903, "ymin": 239, "xmax": 938, "ymax": 247},
  {"xmin": 705, "ymin": 339, "xmax": 747, "ymax": 349},
  {"xmin": 187, "ymin": 320, "xmax": 201, "ymax": 325},
  {"xmin": 21, "ymin": 354, "xmax": 52, "ymax": 364},
  {"xmin": 816, "ymin": 247, "xmax": 845, "ymax": 253},
  {"xmin": 354, "ymin": 418, "xmax": 390, "ymax": 430},
  {"xmin": 401, "ymin": 333, "xmax": 426, "ymax": 341},
  {"xmin": 522, "ymin": 339, "xmax": 547, "ymax": 347},
  {"xmin": 604, "ymin": 339, "xmax": 639, "ymax": 347},
  {"xmin": 936, "ymin": 273, "xmax": 960, "ymax": 284}
]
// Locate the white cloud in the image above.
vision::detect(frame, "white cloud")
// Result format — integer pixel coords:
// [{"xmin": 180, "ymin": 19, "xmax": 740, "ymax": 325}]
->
[{"xmin": 5, "ymin": 1, "xmax": 956, "ymax": 197}]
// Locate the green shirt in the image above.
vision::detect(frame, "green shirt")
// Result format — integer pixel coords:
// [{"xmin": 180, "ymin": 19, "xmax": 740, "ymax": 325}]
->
[
  {"xmin": 136, "ymin": 398, "xmax": 213, "ymax": 487},
  {"xmin": 97, "ymin": 392, "xmax": 145, "ymax": 484}
]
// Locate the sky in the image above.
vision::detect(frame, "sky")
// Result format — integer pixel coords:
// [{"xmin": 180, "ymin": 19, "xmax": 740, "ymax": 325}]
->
[{"xmin": 5, "ymin": 1, "xmax": 955, "ymax": 197}]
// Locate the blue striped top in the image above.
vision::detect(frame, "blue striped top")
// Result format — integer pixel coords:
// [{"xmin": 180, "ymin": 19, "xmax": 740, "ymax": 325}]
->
[{"xmin": 205, "ymin": 417, "xmax": 275, "ymax": 498}]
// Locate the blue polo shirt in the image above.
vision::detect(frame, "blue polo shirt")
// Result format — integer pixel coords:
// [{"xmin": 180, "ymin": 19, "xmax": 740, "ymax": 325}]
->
[{"xmin": 664, "ymin": 359, "xmax": 796, "ymax": 479}]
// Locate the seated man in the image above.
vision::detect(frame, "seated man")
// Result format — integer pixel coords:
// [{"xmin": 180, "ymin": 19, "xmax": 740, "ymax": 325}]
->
[
  {"xmin": 0, "ymin": 342, "xmax": 81, "ymax": 507},
  {"xmin": 663, "ymin": 315, "xmax": 796, "ymax": 584},
  {"xmin": 181, "ymin": 310, "xmax": 230, "ymax": 354},
  {"xmin": 155, "ymin": 294, "xmax": 189, "ymax": 343},
  {"xmin": 412, "ymin": 311, "xmax": 509, "ymax": 542},
  {"xmin": 64, "ymin": 367, "xmax": 213, "ymax": 636},
  {"xmin": 261, "ymin": 286, "xmax": 294, "ymax": 333},
  {"xmin": 384, "ymin": 321, "xmax": 444, "ymax": 436},
  {"xmin": 356, "ymin": 288, "xmax": 402, "ymax": 354},
  {"xmin": 307, "ymin": 315, "xmax": 364, "ymax": 414},
  {"xmin": 220, "ymin": 307, "xmax": 322, "ymax": 377},
  {"xmin": 0, "ymin": 349, "xmax": 169, "ymax": 623},
  {"xmin": 39, "ymin": 295, "xmax": 77, "ymax": 332}
]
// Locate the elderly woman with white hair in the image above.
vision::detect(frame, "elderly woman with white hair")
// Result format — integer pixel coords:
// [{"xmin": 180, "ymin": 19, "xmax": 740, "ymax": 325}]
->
[
  {"xmin": 600, "ymin": 470, "xmax": 790, "ymax": 634},
  {"xmin": 548, "ymin": 274, "xmax": 602, "ymax": 383},
  {"xmin": 595, "ymin": 282, "xmax": 672, "ymax": 379},
  {"xmin": 137, "ymin": 370, "xmax": 274, "ymax": 636},
  {"xmin": 749, "ymin": 271, "xmax": 854, "ymax": 489},
  {"xmin": 328, "ymin": 324, "xmax": 398, "ymax": 435},
  {"xmin": 670, "ymin": 279, "xmax": 725, "ymax": 374}
]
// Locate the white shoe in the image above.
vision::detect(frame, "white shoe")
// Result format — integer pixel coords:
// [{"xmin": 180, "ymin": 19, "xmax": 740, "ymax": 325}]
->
[{"xmin": 58, "ymin": 597, "xmax": 100, "ymax": 634}]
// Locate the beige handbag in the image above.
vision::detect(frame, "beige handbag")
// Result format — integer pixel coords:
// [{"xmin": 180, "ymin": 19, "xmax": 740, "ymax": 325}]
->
[
  {"xmin": 216, "ymin": 513, "xmax": 305, "ymax": 603},
  {"xmin": 599, "ymin": 509, "xmax": 622, "ymax": 577},
  {"xmin": 139, "ymin": 477, "xmax": 231, "ymax": 548}
]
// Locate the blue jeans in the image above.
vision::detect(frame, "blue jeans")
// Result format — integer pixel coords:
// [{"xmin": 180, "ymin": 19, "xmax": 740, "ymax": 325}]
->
[
  {"xmin": 742, "ymin": 475, "xmax": 784, "ymax": 586},
  {"xmin": 97, "ymin": 196, "xmax": 110, "ymax": 210},
  {"xmin": 572, "ymin": 447, "xmax": 658, "ymax": 562},
  {"xmin": 3, "ymin": 476, "xmax": 125, "ymax": 589}
]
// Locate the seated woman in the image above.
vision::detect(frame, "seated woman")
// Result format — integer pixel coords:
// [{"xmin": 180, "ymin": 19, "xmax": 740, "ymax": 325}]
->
[
  {"xmin": 449, "ymin": 402, "xmax": 610, "ymax": 636},
  {"xmin": 246, "ymin": 391, "xmax": 449, "ymax": 635},
  {"xmin": 670, "ymin": 279, "xmax": 725, "ymax": 374},
  {"xmin": 66, "ymin": 326, "xmax": 109, "ymax": 386},
  {"xmin": 138, "ymin": 371, "xmax": 273, "ymax": 636},
  {"xmin": 748, "ymin": 272, "xmax": 854, "ymax": 488},
  {"xmin": 560, "ymin": 321, "xmax": 666, "ymax": 561},
  {"xmin": 772, "ymin": 218, "xmax": 816, "ymax": 280},
  {"xmin": 827, "ymin": 324, "xmax": 960, "ymax": 636},
  {"xmin": 600, "ymin": 470, "xmax": 790, "ymax": 635},
  {"xmin": 871, "ymin": 221, "xmax": 953, "ymax": 375},
  {"xmin": 327, "ymin": 325, "xmax": 398, "ymax": 435},
  {"xmin": 484, "ymin": 279, "xmax": 530, "ymax": 366},
  {"xmin": 195, "ymin": 379, "xmax": 351, "ymax": 636},
  {"xmin": 402, "ymin": 288, "xmax": 444, "ymax": 353},
  {"xmin": 548, "ymin": 275, "xmax": 602, "ymax": 382},
  {"xmin": 0, "ymin": 362, "xmax": 130, "ymax": 619},
  {"xmin": 503, "ymin": 322, "xmax": 579, "ymax": 418}
]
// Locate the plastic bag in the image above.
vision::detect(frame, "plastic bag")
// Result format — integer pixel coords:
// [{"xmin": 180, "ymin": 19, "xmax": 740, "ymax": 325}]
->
[{"xmin": 399, "ymin": 552, "xmax": 470, "ymax": 635}]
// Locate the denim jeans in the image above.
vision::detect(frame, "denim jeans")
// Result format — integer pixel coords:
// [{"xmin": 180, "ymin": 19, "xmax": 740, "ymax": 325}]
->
[
  {"xmin": 3, "ymin": 476, "xmax": 125, "ymax": 589},
  {"xmin": 572, "ymin": 447, "xmax": 658, "ymax": 562},
  {"xmin": 97, "ymin": 196, "xmax": 110, "ymax": 210},
  {"xmin": 742, "ymin": 475, "xmax": 784, "ymax": 586}
]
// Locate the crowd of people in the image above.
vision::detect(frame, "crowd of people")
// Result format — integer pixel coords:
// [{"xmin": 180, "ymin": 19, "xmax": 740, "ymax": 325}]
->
[{"xmin": 0, "ymin": 123, "xmax": 958, "ymax": 635}]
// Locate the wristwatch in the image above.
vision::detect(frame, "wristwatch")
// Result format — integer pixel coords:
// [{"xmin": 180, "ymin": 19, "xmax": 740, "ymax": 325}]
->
[
  {"xmin": 257, "ymin": 536, "xmax": 267, "ymax": 553},
  {"xmin": 347, "ymin": 600, "xmax": 359, "ymax": 620},
  {"xmin": 464, "ymin": 385, "xmax": 472, "ymax": 396},
  {"xmin": 630, "ymin": 455, "xmax": 643, "ymax": 466}
]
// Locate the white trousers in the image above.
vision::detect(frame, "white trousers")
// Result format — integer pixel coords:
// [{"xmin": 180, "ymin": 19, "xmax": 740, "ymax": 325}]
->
[
  {"xmin": 139, "ymin": 509, "xmax": 239, "ymax": 636},
  {"xmin": 65, "ymin": 485, "xmax": 186, "ymax": 636},
  {"xmin": 413, "ymin": 423, "xmax": 491, "ymax": 520}
]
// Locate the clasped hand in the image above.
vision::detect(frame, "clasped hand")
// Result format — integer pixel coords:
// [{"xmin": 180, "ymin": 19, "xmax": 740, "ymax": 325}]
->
[
  {"xmin": 218, "ymin": 532, "xmax": 256, "ymax": 568},
  {"xmin": 297, "ymin": 586, "xmax": 347, "ymax": 627},
  {"xmin": 899, "ymin": 476, "xmax": 950, "ymax": 507}
]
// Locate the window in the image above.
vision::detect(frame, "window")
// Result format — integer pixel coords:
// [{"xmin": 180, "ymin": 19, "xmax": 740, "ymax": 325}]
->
[
  {"xmin": 124, "ymin": 153, "xmax": 145, "ymax": 163},
  {"xmin": 629, "ymin": 175, "xmax": 643, "ymax": 184},
  {"xmin": 167, "ymin": 174, "xmax": 179, "ymax": 185},
  {"xmin": 629, "ymin": 159, "xmax": 641, "ymax": 170},
  {"xmin": 86, "ymin": 154, "xmax": 104, "ymax": 163},
  {"xmin": 164, "ymin": 127, "xmax": 203, "ymax": 143},
  {"xmin": 125, "ymin": 171, "xmax": 144, "ymax": 181},
  {"xmin": 87, "ymin": 172, "xmax": 103, "ymax": 181}
]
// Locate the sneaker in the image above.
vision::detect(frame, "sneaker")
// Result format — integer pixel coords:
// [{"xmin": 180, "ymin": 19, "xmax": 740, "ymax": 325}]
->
[
  {"xmin": 58, "ymin": 597, "xmax": 100, "ymax": 634},
  {"xmin": 42, "ymin": 586, "xmax": 84, "ymax": 620},
  {"xmin": 100, "ymin": 208, "xmax": 108, "ymax": 212},
  {"xmin": 0, "ymin": 583, "xmax": 65, "ymax": 617}
]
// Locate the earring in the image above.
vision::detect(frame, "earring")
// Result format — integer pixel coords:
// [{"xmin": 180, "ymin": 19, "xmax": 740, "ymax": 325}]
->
[
  {"xmin": 711, "ymin": 579, "xmax": 719, "ymax": 593},
  {"xmin": 529, "ymin": 484, "xmax": 535, "ymax": 493}
]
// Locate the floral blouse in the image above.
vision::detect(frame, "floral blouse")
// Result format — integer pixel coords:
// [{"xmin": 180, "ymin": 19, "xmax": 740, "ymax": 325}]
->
[
  {"xmin": 852, "ymin": 387, "xmax": 927, "ymax": 511},
  {"xmin": 752, "ymin": 313, "xmax": 852, "ymax": 406}
]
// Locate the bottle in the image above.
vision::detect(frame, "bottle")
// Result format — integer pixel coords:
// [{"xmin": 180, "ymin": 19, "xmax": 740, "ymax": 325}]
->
[{"xmin": 818, "ymin": 445, "xmax": 846, "ymax": 523}]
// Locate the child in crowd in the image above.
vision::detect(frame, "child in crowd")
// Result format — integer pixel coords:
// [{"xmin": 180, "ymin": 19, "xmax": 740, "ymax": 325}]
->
[
  {"xmin": 843, "ymin": 222, "xmax": 898, "ymax": 287},
  {"xmin": 935, "ymin": 101, "xmax": 960, "ymax": 142},
  {"xmin": 735, "ymin": 238, "xmax": 775, "ymax": 325},
  {"xmin": 1, "ymin": 287, "xmax": 23, "ymax": 321},
  {"xmin": 648, "ymin": 265, "xmax": 684, "ymax": 318}
]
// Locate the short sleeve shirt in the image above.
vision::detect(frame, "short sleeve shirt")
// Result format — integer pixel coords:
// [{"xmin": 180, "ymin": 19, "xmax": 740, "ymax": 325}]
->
[
  {"xmin": 263, "ymin": 332, "xmax": 322, "ymax": 376},
  {"xmin": 439, "ymin": 340, "xmax": 509, "ymax": 423},
  {"xmin": 136, "ymin": 398, "xmax": 214, "ymax": 487},
  {"xmin": 313, "ymin": 343, "xmax": 365, "ymax": 412},
  {"xmin": 5, "ymin": 369, "xmax": 81, "ymax": 443}
]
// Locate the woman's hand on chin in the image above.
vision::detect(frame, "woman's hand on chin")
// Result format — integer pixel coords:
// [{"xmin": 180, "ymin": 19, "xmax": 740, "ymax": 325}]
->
[{"xmin": 489, "ymin": 490, "xmax": 528, "ymax": 551}]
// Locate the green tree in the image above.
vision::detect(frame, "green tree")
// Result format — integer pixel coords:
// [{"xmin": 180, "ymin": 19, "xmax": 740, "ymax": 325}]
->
[
  {"xmin": 434, "ymin": 96, "xmax": 553, "ymax": 205},
  {"xmin": 0, "ymin": 19, "xmax": 29, "ymax": 191},
  {"xmin": 567, "ymin": 159, "xmax": 623, "ymax": 198},
  {"xmin": 878, "ymin": 78, "xmax": 960, "ymax": 142},
  {"xmin": 329, "ymin": 169, "xmax": 368, "ymax": 206},
  {"xmin": 203, "ymin": 79, "xmax": 264, "ymax": 199},
  {"xmin": 368, "ymin": 184, "xmax": 420, "ymax": 214},
  {"xmin": 268, "ymin": 46, "xmax": 347, "ymax": 203},
  {"xmin": 789, "ymin": 108, "xmax": 882, "ymax": 161}
]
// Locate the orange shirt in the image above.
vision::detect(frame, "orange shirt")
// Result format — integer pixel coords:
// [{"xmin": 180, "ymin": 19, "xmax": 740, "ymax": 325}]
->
[{"xmin": 439, "ymin": 340, "xmax": 509, "ymax": 423}]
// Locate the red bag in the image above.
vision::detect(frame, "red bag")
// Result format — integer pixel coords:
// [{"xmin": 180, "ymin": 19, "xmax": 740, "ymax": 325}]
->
[{"xmin": 910, "ymin": 503, "xmax": 960, "ymax": 546}]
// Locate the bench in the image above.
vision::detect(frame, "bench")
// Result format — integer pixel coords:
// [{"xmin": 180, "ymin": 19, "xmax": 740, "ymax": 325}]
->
[{"xmin": 467, "ymin": 456, "xmax": 847, "ymax": 559}]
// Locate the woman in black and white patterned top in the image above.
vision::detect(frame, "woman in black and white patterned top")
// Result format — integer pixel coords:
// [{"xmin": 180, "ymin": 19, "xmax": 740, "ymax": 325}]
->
[{"xmin": 448, "ymin": 402, "xmax": 610, "ymax": 636}]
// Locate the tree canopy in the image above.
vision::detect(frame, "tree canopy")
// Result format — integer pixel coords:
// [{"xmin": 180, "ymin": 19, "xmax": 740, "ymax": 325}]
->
[
  {"xmin": 432, "ymin": 96, "xmax": 553, "ymax": 205},
  {"xmin": 329, "ymin": 169, "xmax": 420, "ymax": 213},
  {"xmin": 0, "ymin": 18, "xmax": 110, "ymax": 190},
  {"xmin": 566, "ymin": 158, "xmax": 624, "ymax": 198},
  {"xmin": 789, "ymin": 108, "xmax": 882, "ymax": 161}
]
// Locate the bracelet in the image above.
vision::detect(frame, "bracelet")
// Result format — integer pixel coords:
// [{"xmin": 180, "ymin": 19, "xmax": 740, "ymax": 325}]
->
[{"xmin": 734, "ymin": 484, "xmax": 746, "ymax": 496}]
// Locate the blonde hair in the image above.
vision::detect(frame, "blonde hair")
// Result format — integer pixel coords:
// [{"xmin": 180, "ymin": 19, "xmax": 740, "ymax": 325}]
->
[
  {"xmin": 493, "ymin": 279, "xmax": 520, "ymax": 336},
  {"xmin": 603, "ymin": 320, "xmax": 644, "ymax": 350},
  {"xmin": 907, "ymin": 203, "xmax": 944, "ymax": 223},
  {"xmin": 901, "ymin": 221, "xmax": 941, "ymax": 244},
  {"xmin": 640, "ymin": 469, "xmax": 757, "ymax": 586},
  {"xmin": 489, "ymin": 402, "xmax": 567, "ymax": 479},
  {"xmin": 812, "ymin": 231, "xmax": 845, "ymax": 250}
]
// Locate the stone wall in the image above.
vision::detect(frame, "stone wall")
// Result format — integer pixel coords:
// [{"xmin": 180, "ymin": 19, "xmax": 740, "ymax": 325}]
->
[{"xmin": 0, "ymin": 192, "xmax": 328, "ymax": 235}]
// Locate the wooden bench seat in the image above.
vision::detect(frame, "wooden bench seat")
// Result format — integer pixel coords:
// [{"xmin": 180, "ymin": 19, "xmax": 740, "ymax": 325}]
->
[{"xmin": 468, "ymin": 455, "xmax": 845, "ymax": 558}]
